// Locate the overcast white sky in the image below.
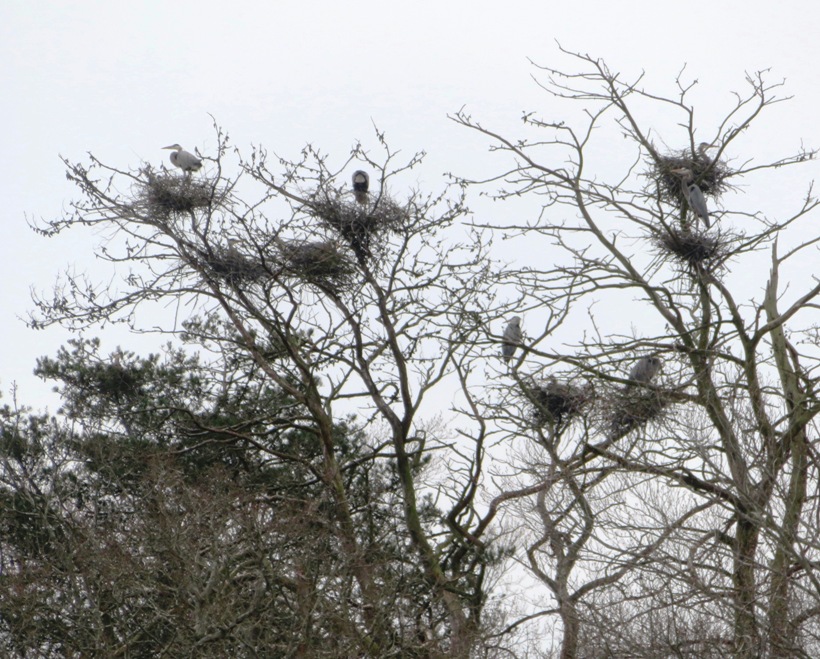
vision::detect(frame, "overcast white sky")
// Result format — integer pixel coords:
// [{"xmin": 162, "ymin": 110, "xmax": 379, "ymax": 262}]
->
[{"xmin": 2, "ymin": 1, "xmax": 819, "ymax": 409}]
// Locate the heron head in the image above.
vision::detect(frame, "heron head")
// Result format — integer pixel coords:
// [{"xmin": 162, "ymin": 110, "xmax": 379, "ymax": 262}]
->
[
  {"xmin": 510, "ymin": 316, "xmax": 521, "ymax": 326},
  {"xmin": 670, "ymin": 167, "xmax": 693, "ymax": 178},
  {"xmin": 162, "ymin": 144, "xmax": 183, "ymax": 151},
  {"xmin": 697, "ymin": 142, "xmax": 717, "ymax": 152}
]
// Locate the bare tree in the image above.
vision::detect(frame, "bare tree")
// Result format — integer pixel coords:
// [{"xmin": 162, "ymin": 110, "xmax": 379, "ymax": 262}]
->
[
  {"xmin": 454, "ymin": 49, "xmax": 820, "ymax": 658},
  {"xmin": 12, "ymin": 50, "xmax": 820, "ymax": 658},
  {"xmin": 23, "ymin": 129, "xmax": 516, "ymax": 657}
]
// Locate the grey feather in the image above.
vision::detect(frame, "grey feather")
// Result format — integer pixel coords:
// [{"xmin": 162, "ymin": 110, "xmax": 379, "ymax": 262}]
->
[
  {"xmin": 502, "ymin": 316, "xmax": 523, "ymax": 363},
  {"xmin": 352, "ymin": 170, "xmax": 369, "ymax": 204},
  {"xmin": 671, "ymin": 167, "xmax": 710, "ymax": 228},
  {"xmin": 163, "ymin": 144, "xmax": 203, "ymax": 173},
  {"xmin": 627, "ymin": 356, "xmax": 662, "ymax": 385}
]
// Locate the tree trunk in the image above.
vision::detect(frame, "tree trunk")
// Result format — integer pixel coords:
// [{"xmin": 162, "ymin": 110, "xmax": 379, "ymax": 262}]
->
[
  {"xmin": 734, "ymin": 518, "xmax": 761, "ymax": 658},
  {"xmin": 559, "ymin": 597, "xmax": 579, "ymax": 659},
  {"xmin": 767, "ymin": 431, "xmax": 807, "ymax": 657}
]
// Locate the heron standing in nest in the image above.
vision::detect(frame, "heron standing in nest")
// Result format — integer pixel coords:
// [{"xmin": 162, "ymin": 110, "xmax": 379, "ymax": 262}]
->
[
  {"xmin": 671, "ymin": 167, "xmax": 711, "ymax": 228},
  {"xmin": 626, "ymin": 356, "xmax": 662, "ymax": 387},
  {"xmin": 352, "ymin": 170, "xmax": 369, "ymax": 205},
  {"xmin": 696, "ymin": 142, "xmax": 718, "ymax": 166},
  {"xmin": 163, "ymin": 144, "xmax": 203, "ymax": 173}
]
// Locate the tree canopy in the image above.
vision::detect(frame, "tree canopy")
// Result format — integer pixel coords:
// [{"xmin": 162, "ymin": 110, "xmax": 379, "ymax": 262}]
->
[{"xmin": 4, "ymin": 51, "xmax": 820, "ymax": 658}]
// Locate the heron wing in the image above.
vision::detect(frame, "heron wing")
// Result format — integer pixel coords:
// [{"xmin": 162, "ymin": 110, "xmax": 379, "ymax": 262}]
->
[{"xmin": 688, "ymin": 184, "xmax": 710, "ymax": 226}]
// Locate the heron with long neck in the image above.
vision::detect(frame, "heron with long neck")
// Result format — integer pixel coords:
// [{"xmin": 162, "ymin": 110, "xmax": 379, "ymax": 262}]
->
[
  {"xmin": 671, "ymin": 167, "xmax": 711, "ymax": 228},
  {"xmin": 163, "ymin": 144, "xmax": 203, "ymax": 173}
]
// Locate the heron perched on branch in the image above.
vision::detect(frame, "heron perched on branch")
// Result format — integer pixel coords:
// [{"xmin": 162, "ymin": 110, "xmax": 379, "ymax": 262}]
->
[
  {"xmin": 352, "ymin": 170, "xmax": 369, "ymax": 204},
  {"xmin": 626, "ymin": 356, "xmax": 662, "ymax": 386},
  {"xmin": 671, "ymin": 167, "xmax": 711, "ymax": 228},
  {"xmin": 501, "ymin": 317, "xmax": 523, "ymax": 363},
  {"xmin": 163, "ymin": 144, "xmax": 203, "ymax": 173}
]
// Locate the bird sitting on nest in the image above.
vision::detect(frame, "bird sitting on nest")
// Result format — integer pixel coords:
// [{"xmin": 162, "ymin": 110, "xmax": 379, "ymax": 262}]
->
[
  {"xmin": 696, "ymin": 141, "xmax": 717, "ymax": 166},
  {"xmin": 625, "ymin": 355, "xmax": 662, "ymax": 388},
  {"xmin": 671, "ymin": 167, "xmax": 711, "ymax": 228},
  {"xmin": 163, "ymin": 144, "xmax": 203, "ymax": 173},
  {"xmin": 352, "ymin": 170, "xmax": 369, "ymax": 205}
]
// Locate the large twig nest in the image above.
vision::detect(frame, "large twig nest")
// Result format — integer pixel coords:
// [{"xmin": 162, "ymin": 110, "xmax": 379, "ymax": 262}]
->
[
  {"xmin": 654, "ymin": 226, "xmax": 729, "ymax": 272},
  {"xmin": 310, "ymin": 193, "xmax": 407, "ymax": 258},
  {"xmin": 607, "ymin": 386, "xmax": 672, "ymax": 436},
  {"xmin": 649, "ymin": 149, "xmax": 731, "ymax": 207},
  {"xmin": 140, "ymin": 171, "xmax": 217, "ymax": 216},
  {"xmin": 528, "ymin": 378, "xmax": 594, "ymax": 427},
  {"xmin": 198, "ymin": 245, "xmax": 267, "ymax": 284},
  {"xmin": 279, "ymin": 239, "xmax": 355, "ymax": 291}
]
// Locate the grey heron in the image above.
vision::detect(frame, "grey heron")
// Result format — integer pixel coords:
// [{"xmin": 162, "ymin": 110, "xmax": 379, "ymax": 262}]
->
[
  {"xmin": 627, "ymin": 356, "xmax": 662, "ymax": 385},
  {"xmin": 501, "ymin": 316, "xmax": 523, "ymax": 363},
  {"xmin": 697, "ymin": 142, "xmax": 717, "ymax": 165},
  {"xmin": 352, "ymin": 170, "xmax": 369, "ymax": 204},
  {"xmin": 225, "ymin": 238, "xmax": 243, "ymax": 260},
  {"xmin": 163, "ymin": 144, "xmax": 203, "ymax": 173},
  {"xmin": 671, "ymin": 167, "xmax": 711, "ymax": 228}
]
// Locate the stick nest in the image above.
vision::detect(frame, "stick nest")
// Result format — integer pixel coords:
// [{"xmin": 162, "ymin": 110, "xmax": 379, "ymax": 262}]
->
[
  {"xmin": 529, "ymin": 378, "xmax": 594, "ymax": 427},
  {"xmin": 655, "ymin": 226, "xmax": 729, "ymax": 271},
  {"xmin": 650, "ymin": 149, "xmax": 731, "ymax": 206},
  {"xmin": 310, "ymin": 194, "xmax": 407, "ymax": 258},
  {"xmin": 198, "ymin": 246, "xmax": 267, "ymax": 284},
  {"xmin": 608, "ymin": 386, "xmax": 671, "ymax": 436},
  {"xmin": 279, "ymin": 239, "xmax": 356, "ymax": 291},
  {"xmin": 140, "ymin": 172, "xmax": 217, "ymax": 216}
]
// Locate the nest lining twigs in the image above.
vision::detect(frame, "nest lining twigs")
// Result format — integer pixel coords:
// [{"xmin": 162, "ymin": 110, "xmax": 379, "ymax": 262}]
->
[
  {"xmin": 528, "ymin": 378, "xmax": 594, "ymax": 427},
  {"xmin": 197, "ymin": 245, "xmax": 268, "ymax": 285},
  {"xmin": 608, "ymin": 386, "xmax": 672, "ymax": 436},
  {"xmin": 139, "ymin": 171, "xmax": 218, "ymax": 216},
  {"xmin": 310, "ymin": 194, "xmax": 407, "ymax": 258},
  {"xmin": 654, "ymin": 226, "xmax": 729, "ymax": 272},
  {"xmin": 278, "ymin": 239, "xmax": 356, "ymax": 291},
  {"xmin": 649, "ymin": 149, "xmax": 731, "ymax": 208}
]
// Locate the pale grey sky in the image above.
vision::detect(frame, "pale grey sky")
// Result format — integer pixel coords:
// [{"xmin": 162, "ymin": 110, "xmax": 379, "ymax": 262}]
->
[{"xmin": 2, "ymin": 0, "xmax": 819, "ymax": 407}]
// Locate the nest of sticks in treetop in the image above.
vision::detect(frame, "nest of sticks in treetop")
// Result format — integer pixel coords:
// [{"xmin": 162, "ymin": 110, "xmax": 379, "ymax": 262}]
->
[
  {"xmin": 651, "ymin": 148, "xmax": 731, "ymax": 207},
  {"xmin": 310, "ymin": 193, "xmax": 407, "ymax": 258},
  {"xmin": 530, "ymin": 378, "xmax": 594, "ymax": 427},
  {"xmin": 141, "ymin": 171, "xmax": 215, "ymax": 215},
  {"xmin": 656, "ymin": 226, "xmax": 727, "ymax": 270},
  {"xmin": 279, "ymin": 239, "xmax": 356, "ymax": 291},
  {"xmin": 609, "ymin": 386, "xmax": 671, "ymax": 436},
  {"xmin": 199, "ymin": 246, "xmax": 267, "ymax": 285}
]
